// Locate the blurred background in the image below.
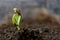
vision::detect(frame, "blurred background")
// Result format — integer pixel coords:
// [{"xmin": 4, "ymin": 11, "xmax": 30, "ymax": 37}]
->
[{"xmin": 0, "ymin": 0, "xmax": 60, "ymax": 24}]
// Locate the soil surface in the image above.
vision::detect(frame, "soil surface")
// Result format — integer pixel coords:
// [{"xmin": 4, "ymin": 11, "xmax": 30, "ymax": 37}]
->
[{"xmin": 0, "ymin": 21, "xmax": 60, "ymax": 40}]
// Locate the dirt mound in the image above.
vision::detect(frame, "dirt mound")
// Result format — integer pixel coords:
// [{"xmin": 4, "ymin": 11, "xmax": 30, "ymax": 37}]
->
[{"xmin": 0, "ymin": 8, "xmax": 60, "ymax": 40}]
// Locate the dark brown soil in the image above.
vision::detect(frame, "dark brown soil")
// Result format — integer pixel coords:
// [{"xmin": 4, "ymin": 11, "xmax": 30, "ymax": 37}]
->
[{"xmin": 0, "ymin": 21, "xmax": 60, "ymax": 40}]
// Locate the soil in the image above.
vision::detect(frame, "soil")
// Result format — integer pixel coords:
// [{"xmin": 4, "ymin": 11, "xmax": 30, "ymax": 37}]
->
[{"xmin": 0, "ymin": 21, "xmax": 60, "ymax": 40}]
